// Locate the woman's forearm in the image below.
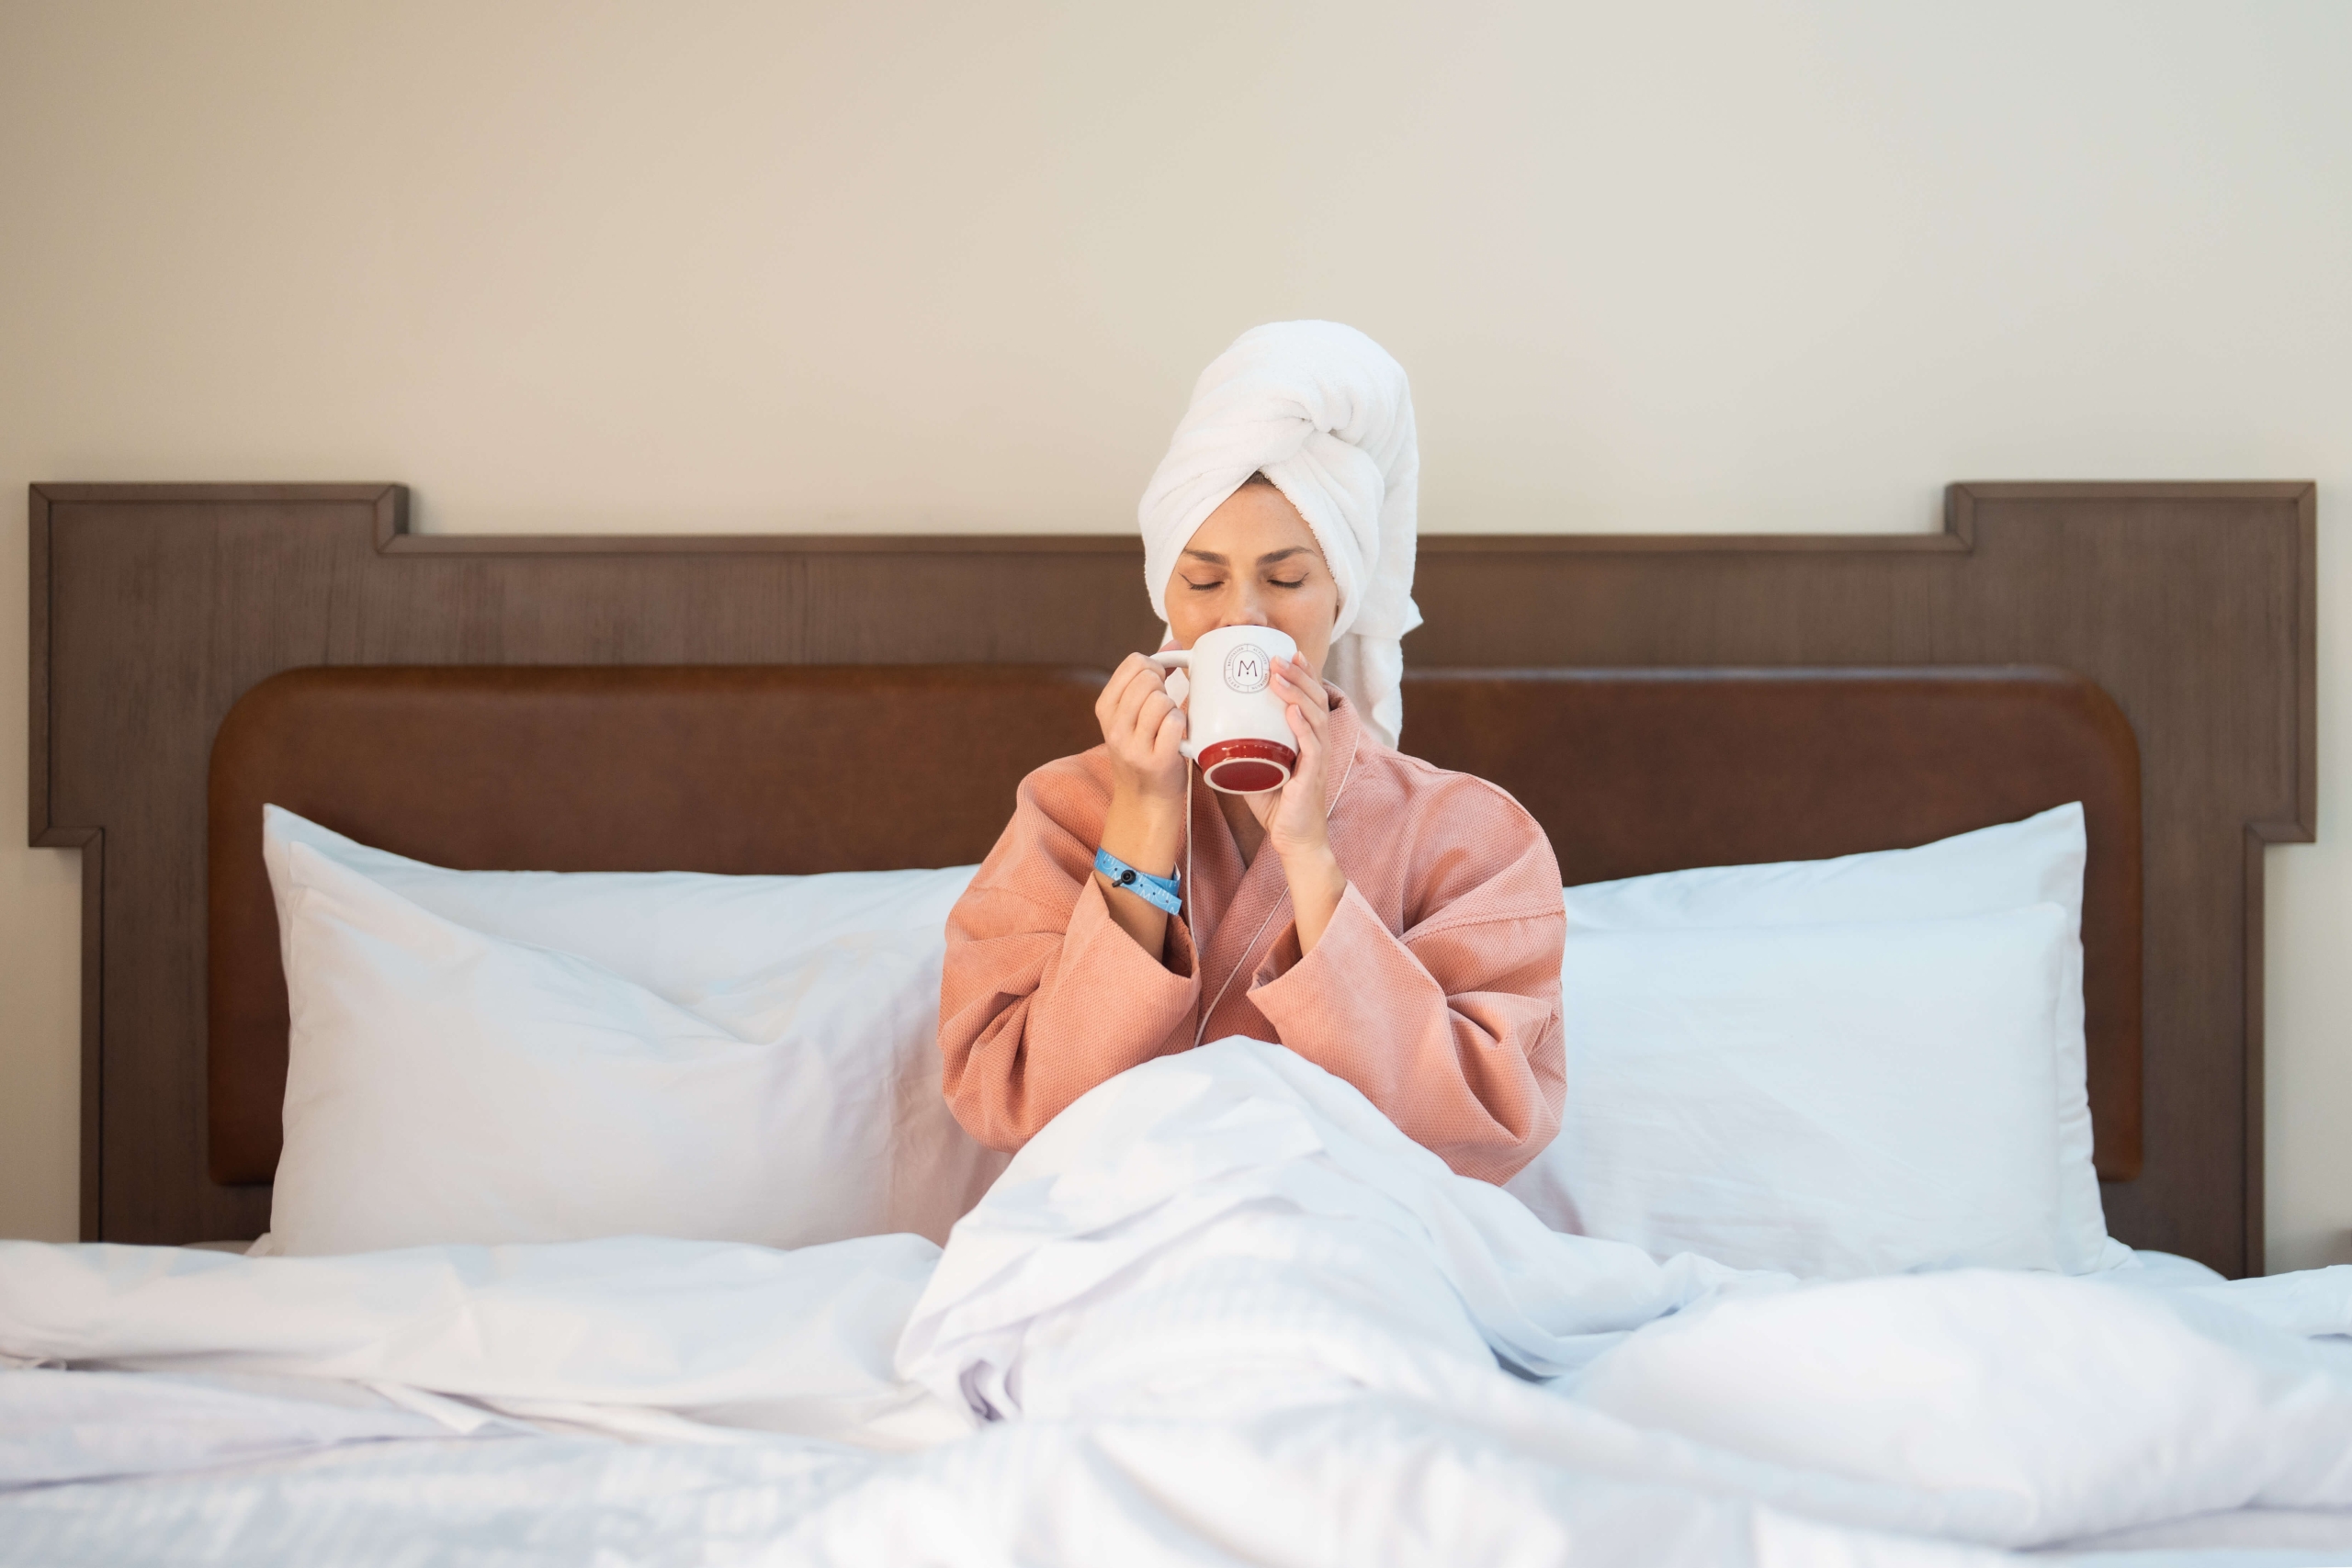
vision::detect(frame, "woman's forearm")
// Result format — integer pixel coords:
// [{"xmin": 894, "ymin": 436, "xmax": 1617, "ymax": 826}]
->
[
  {"xmin": 1096, "ymin": 784, "xmax": 1186, "ymax": 958},
  {"xmin": 1283, "ymin": 843, "xmax": 1349, "ymax": 955}
]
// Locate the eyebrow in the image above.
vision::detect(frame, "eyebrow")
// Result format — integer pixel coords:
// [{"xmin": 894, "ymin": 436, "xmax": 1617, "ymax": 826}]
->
[{"xmin": 1181, "ymin": 547, "xmax": 1314, "ymax": 568}]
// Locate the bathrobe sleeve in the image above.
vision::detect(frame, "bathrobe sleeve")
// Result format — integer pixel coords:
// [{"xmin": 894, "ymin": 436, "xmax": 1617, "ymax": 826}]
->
[
  {"xmin": 938, "ymin": 754, "xmax": 1202, "ymax": 1151},
  {"xmin": 1247, "ymin": 775, "xmax": 1566, "ymax": 1185}
]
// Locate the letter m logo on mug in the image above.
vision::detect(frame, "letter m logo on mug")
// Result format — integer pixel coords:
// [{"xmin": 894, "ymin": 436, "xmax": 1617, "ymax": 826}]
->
[{"xmin": 1223, "ymin": 644, "xmax": 1272, "ymax": 693}]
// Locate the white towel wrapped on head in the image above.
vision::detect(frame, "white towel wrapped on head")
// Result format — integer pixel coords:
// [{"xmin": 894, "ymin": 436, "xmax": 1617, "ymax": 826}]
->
[{"xmin": 1137, "ymin": 321, "xmax": 1421, "ymax": 748}]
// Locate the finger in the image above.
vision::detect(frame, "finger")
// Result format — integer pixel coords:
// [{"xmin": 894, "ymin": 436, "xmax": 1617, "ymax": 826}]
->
[
  {"xmin": 1272, "ymin": 667, "xmax": 1331, "ymax": 731},
  {"xmin": 1151, "ymin": 702, "xmax": 1188, "ymax": 760},
  {"xmin": 1110, "ymin": 651, "xmax": 1154, "ymax": 693},
  {"xmin": 1096, "ymin": 654, "xmax": 1144, "ymax": 724},
  {"xmin": 1135, "ymin": 689, "xmax": 1177, "ymax": 745},
  {"xmin": 1111, "ymin": 666, "xmax": 1167, "ymax": 739},
  {"xmin": 1274, "ymin": 657, "xmax": 1330, "ymax": 713},
  {"xmin": 1098, "ymin": 653, "xmax": 1164, "ymax": 721},
  {"xmin": 1273, "ymin": 675, "xmax": 1331, "ymax": 748},
  {"xmin": 1284, "ymin": 700, "xmax": 1323, "ymax": 766},
  {"xmin": 1290, "ymin": 705, "xmax": 1330, "ymax": 795}
]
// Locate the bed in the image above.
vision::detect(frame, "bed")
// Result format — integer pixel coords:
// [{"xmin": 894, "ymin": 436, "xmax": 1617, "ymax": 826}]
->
[{"xmin": 9, "ymin": 479, "xmax": 2346, "ymax": 1567}]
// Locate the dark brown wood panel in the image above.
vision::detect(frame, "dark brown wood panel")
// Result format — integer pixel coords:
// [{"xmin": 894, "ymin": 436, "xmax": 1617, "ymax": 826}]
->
[{"xmin": 28, "ymin": 481, "xmax": 2315, "ymax": 1274}]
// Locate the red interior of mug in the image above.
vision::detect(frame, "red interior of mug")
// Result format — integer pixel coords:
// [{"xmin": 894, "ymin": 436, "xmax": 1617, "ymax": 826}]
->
[{"xmin": 1198, "ymin": 738, "xmax": 1296, "ymax": 795}]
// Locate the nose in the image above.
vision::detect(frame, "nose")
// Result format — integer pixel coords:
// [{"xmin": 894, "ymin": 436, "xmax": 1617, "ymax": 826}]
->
[{"xmin": 1221, "ymin": 583, "xmax": 1268, "ymax": 629}]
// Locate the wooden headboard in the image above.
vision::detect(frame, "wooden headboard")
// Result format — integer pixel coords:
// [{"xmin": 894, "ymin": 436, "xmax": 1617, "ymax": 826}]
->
[{"xmin": 28, "ymin": 481, "xmax": 2314, "ymax": 1275}]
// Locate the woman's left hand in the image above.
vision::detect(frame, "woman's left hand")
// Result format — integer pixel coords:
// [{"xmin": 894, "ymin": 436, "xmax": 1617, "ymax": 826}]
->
[
  {"xmin": 1253, "ymin": 656, "xmax": 1349, "ymax": 951},
  {"xmin": 1250, "ymin": 655, "xmax": 1332, "ymax": 857}
]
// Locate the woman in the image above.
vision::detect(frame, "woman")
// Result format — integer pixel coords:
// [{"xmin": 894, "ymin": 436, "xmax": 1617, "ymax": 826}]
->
[{"xmin": 939, "ymin": 321, "xmax": 1565, "ymax": 1183}]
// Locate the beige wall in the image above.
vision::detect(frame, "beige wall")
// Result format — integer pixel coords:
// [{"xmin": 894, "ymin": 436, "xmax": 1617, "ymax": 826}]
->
[{"xmin": 2, "ymin": 1, "xmax": 2345, "ymax": 1268}]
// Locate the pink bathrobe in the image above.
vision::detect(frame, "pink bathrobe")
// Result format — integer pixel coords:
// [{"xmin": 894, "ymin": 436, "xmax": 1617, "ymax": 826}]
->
[{"xmin": 939, "ymin": 692, "xmax": 1566, "ymax": 1183}]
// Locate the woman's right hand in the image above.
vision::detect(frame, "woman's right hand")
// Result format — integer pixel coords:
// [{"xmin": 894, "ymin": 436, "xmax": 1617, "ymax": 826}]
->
[
  {"xmin": 1092, "ymin": 656, "xmax": 1188, "ymax": 960},
  {"xmin": 1096, "ymin": 653, "xmax": 1188, "ymax": 807}
]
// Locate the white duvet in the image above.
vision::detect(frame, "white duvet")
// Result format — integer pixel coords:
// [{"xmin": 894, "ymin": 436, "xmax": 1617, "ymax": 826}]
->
[{"xmin": 6, "ymin": 1039, "xmax": 2352, "ymax": 1567}]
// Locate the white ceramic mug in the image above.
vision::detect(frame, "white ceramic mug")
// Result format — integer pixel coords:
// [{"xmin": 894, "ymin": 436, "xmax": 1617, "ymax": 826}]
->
[{"xmin": 1150, "ymin": 625, "xmax": 1300, "ymax": 794}]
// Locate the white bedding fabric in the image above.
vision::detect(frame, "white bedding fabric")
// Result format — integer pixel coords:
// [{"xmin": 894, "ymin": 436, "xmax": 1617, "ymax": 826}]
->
[
  {"xmin": 1521, "ymin": 803, "xmax": 2121, "ymax": 1277},
  {"xmin": 261, "ymin": 807, "xmax": 1003, "ymax": 1254},
  {"xmin": 6, "ymin": 1040, "xmax": 2351, "ymax": 1567},
  {"xmin": 1532, "ymin": 904, "xmax": 2073, "ymax": 1278}
]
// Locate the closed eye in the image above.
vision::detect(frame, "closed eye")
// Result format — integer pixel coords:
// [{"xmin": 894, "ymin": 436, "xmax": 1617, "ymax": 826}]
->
[
  {"xmin": 1180, "ymin": 576, "xmax": 1223, "ymax": 591},
  {"xmin": 1269, "ymin": 577, "xmax": 1306, "ymax": 589}
]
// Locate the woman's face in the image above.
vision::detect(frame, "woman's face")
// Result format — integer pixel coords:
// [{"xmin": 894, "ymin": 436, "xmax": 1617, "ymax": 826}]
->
[{"xmin": 1165, "ymin": 482, "xmax": 1340, "ymax": 674}]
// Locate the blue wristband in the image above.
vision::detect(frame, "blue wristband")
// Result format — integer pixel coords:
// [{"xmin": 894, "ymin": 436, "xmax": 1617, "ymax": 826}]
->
[{"xmin": 1094, "ymin": 847, "xmax": 1182, "ymax": 916}]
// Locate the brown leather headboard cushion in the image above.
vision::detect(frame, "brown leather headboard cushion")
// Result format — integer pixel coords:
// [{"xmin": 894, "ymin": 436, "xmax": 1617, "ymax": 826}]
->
[{"xmin": 209, "ymin": 662, "xmax": 2141, "ymax": 1188}]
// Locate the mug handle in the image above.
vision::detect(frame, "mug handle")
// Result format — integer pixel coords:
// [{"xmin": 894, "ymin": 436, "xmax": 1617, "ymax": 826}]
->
[{"xmin": 1146, "ymin": 650, "xmax": 1197, "ymax": 760}]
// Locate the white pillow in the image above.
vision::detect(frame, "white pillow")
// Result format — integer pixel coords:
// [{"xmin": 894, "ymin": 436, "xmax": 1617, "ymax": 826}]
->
[
  {"xmin": 260, "ymin": 807, "xmax": 1005, "ymax": 1256},
  {"xmin": 1515, "ymin": 906, "xmax": 2069, "ymax": 1279},
  {"xmin": 1509, "ymin": 804, "xmax": 2124, "ymax": 1275}
]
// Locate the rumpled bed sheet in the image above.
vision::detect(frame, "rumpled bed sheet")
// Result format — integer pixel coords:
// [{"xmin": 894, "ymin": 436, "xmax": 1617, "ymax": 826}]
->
[{"xmin": 4, "ymin": 1038, "xmax": 2350, "ymax": 1567}]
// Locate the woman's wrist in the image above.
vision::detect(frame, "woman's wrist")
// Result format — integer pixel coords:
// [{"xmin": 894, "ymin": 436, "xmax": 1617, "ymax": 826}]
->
[
  {"xmin": 1281, "ymin": 840, "xmax": 1344, "ymax": 895},
  {"xmin": 1095, "ymin": 779, "xmax": 1185, "ymax": 964},
  {"xmin": 1102, "ymin": 782, "xmax": 1186, "ymax": 877},
  {"xmin": 1283, "ymin": 842, "xmax": 1349, "ymax": 953}
]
